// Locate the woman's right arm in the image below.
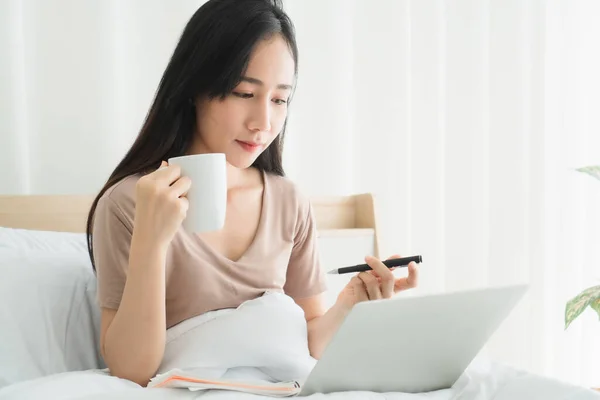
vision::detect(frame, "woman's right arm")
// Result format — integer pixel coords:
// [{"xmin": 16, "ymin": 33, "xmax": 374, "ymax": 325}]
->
[{"xmin": 98, "ymin": 162, "xmax": 191, "ymax": 386}]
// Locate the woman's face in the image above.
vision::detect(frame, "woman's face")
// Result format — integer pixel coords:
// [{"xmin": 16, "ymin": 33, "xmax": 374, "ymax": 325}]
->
[{"xmin": 192, "ymin": 34, "xmax": 295, "ymax": 169}]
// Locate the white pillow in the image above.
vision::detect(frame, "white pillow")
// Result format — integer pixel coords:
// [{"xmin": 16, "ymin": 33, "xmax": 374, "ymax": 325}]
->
[
  {"xmin": 0, "ymin": 227, "xmax": 88, "ymax": 253},
  {"xmin": 0, "ymin": 249, "xmax": 104, "ymax": 388}
]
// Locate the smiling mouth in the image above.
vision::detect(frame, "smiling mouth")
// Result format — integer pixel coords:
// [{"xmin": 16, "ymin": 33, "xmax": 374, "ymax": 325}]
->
[{"xmin": 236, "ymin": 140, "xmax": 264, "ymax": 152}]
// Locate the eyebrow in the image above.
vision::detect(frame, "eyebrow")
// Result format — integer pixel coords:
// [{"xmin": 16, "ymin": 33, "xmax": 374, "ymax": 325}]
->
[{"xmin": 240, "ymin": 76, "xmax": 293, "ymax": 91}]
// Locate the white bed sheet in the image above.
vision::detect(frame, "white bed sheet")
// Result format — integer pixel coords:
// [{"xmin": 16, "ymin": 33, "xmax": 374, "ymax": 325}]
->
[
  {"xmin": 0, "ymin": 361, "xmax": 598, "ymax": 400},
  {"xmin": 1, "ymin": 290, "xmax": 598, "ymax": 400}
]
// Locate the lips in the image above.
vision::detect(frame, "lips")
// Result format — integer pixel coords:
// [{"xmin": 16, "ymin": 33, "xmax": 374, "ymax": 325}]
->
[{"xmin": 236, "ymin": 140, "xmax": 265, "ymax": 152}]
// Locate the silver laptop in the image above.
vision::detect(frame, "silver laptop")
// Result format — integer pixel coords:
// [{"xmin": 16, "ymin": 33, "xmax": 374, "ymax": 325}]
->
[{"xmin": 299, "ymin": 283, "xmax": 529, "ymax": 396}]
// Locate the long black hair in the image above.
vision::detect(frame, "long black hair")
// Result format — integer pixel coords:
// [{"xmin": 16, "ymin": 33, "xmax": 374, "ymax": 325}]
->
[{"xmin": 86, "ymin": 0, "xmax": 298, "ymax": 271}]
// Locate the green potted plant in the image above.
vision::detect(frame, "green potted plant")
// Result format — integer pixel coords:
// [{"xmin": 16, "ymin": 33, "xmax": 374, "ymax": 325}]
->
[
  {"xmin": 564, "ymin": 166, "xmax": 600, "ymax": 392},
  {"xmin": 564, "ymin": 166, "xmax": 600, "ymax": 330}
]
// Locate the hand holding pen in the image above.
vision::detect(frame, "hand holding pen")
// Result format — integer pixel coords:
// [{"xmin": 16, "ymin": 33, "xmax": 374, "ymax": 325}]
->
[
  {"xmin": 327, "ymin": 255, "xmax": 422, "ymax": 275},
  {"xmin": 332, "ymin": 254, "xmax": 421, "ymax": 310}
]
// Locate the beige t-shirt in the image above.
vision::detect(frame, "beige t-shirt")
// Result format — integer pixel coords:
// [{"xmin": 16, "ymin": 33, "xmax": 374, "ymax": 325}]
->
[{"xmin": 92, "ymin": 169, "xmax": 327, "ymax": 329}]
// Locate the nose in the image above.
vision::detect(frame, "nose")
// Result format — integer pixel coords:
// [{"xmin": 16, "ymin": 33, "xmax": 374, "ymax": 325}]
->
[{"xmin": 248, "ymin": 98, "xmax": 271, "ymax": 133}]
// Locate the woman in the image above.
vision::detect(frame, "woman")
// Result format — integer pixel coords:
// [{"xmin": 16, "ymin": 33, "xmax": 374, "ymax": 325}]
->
[{"xmin": 86, "ymin": 0, "xmax": 419, "ymax": 387}]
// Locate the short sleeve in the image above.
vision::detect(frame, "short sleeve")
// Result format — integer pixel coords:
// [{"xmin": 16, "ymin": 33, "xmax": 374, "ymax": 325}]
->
[
  {"xmin": 283, "ymin": 199, "xmax": 328, "ymax": 299},
  {"xmin": 92, "ymin": 195, "xmax": 133, "ymax": 310}
]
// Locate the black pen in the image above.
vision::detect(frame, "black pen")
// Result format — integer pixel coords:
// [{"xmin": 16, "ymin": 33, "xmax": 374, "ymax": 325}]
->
[{"xmin": 327, "ymin": 255, "xmax": 423, "ymax": 275}]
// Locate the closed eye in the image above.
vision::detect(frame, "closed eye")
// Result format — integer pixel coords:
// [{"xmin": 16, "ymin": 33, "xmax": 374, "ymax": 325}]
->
[
  {"xmin": 233, "ymin": 92, "xmax": 253, "ymax": 99},
  {"xmin": 233, "ymin": 91, "xmax": 287, "ymax": 106}
]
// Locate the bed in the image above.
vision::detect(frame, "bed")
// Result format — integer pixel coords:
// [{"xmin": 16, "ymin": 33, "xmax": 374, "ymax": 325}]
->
[{"xmin": 0, "ymin": 194, "xmax": 598, "ymax": 400}]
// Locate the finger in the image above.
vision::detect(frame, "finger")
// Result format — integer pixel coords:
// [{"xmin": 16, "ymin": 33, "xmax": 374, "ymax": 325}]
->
[
  {"xmin": 351, "ymin": 276, "xmax": 369, "ymax": 303},
  {"xmin": 170, "ymin": 176, "xmax": 192, "ymax": 197},
  {"xmin": 384, "ymin": 255, "xmax": 403, "ymax": 274},
  {"xmin": 152, "ymin": 163, "xmax": 182, "ymax": 185},
  {"xmin": 366, "ymin": 269, "xmax": 393, "ymax": 298},
  {"xmin": 365, "ymin": 255, "xmax": 395, "ymax": 289},
  {"xmin": 358, "ymin": 272, "xmax": 382, "ymax": 300},
  {"xmin": 178, "ymin": 196, "xmax": 189, "ymax": 213},
  {"xmin": 394, "ymin": 262, "xmax": 419, "ymax": 292},
  {"xmin": 407, "ymin": 261, "xmax": 419, "ymax": 287},
  {"xmin": 385, "ymin": 254, "xmax": 403, "ymax": 271},
  {"xmin": 379, "ymin": 270, "xmax": 394, "ymax": 299},
  {"xmin": 154, "ymin": 160, "xmax": 168, "ymax": 173},
  {"xmin": 365, "ymin": 256, "xmax": 392, "ymax": 277}
]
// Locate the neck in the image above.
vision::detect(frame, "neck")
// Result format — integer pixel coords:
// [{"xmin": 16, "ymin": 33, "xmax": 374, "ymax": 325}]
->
[{"xmin": 226, "ymin": 163, "xmax": 249, "ymax": 189}]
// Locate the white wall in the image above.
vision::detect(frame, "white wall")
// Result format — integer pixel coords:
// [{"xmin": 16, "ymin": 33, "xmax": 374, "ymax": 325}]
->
[{"xmin": 0, "ymin": 0, "xmax": 205, "ymax": 194}]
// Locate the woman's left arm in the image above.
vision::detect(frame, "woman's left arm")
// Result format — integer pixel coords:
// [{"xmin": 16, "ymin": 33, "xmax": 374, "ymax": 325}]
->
[
  {"xmin": 294, "ymin": 294, "xmax": 348, "ymax": 359},
  {"xmin": 296, "ymin": 255, "xmax": 419, "ymax": 359}
]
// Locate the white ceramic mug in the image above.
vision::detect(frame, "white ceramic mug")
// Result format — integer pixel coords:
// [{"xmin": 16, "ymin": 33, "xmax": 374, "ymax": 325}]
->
[{"xmin": 167, "ymin": 153, "xmax": 227, "ymax": 233}]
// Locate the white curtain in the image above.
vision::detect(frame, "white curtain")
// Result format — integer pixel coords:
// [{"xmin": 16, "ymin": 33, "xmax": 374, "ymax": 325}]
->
[
  {"xmin": 1, "ymin": 0, "xmax": 599, "ymax": 388},
  {"xmin": 285, "ymin": 0, "xmax": 600, "ymax": 385},
  {"xmin": 542, "ymin": 0, "xmax": 600, "ymax": 386}
]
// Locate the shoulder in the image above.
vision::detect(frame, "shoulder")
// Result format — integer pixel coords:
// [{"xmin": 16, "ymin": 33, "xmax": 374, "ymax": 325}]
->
[
  {"xmin": 96, "ymin": 174, "xmax": 142, "ymax": 224},
  {"xmin": 265, "ymin": 172, "xmax": 310, "ymax": 212},
  {"xmin": 264, "ymin": 172, "xmax": 314, "ymax": 231}
]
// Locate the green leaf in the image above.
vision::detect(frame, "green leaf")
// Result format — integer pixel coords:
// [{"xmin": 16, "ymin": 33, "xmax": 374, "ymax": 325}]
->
[
  {"xmin": 576, "ymin": 166, "xmax": 600, "ymax": 182},
  {"xmin": 591, "ymin": 298, "xmax": 600, "ymax": 321},
  {"xmin": 565, "ymin": 285, "xmax": 600, "ymax": 330}
]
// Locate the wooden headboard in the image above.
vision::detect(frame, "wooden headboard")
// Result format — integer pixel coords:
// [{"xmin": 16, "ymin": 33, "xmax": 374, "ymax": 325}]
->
[
  {"xmin": 0, "ymin": 194, "xmax": 380, "ymax": 258},
  {"xmin": 0, "ymin": 193, "xmax": 381, "ymax": 307}
]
